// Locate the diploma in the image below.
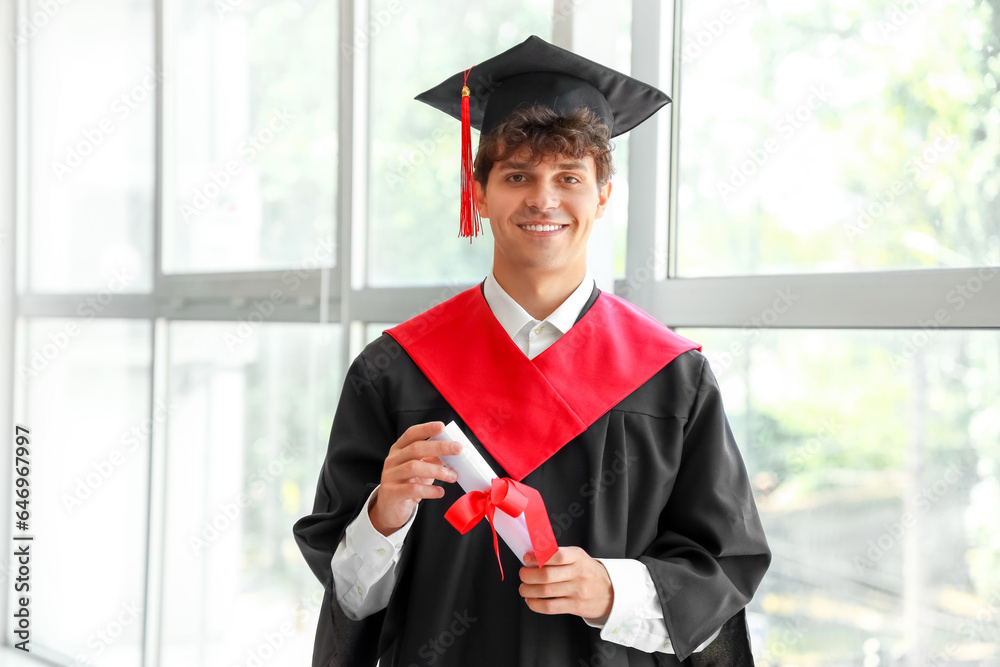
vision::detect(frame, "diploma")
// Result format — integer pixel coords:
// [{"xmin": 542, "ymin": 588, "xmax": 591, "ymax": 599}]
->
[{"xmin": 432, "ymin": 422, "xmax": 557, "ymax": 573}]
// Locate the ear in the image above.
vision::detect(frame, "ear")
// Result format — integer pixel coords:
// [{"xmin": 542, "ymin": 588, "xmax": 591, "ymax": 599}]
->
[
  {"xmin": 474, "ymin": 180, "xmax": 489, "ymax": 219},
  {"xmin": 595, "ymin": 181, "xmax": 613, "ymax": 219}
]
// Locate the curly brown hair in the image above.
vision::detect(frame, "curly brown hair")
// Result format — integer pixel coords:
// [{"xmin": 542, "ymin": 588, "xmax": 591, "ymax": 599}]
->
[{"xmin": 473, "ymin": 105, "xmax": 615, "ymax": 188}]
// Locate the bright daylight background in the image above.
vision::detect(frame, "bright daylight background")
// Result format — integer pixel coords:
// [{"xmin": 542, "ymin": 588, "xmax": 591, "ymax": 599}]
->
[{"xmin": 1, "ymin": 0, "xmax": 999, "ymax": 666}]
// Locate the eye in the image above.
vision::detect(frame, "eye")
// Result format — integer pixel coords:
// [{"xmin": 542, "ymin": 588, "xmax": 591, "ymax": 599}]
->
[
  {"xmin": 563, "ymin": 175, "xmax": 581, "ymax": 184},
  {"xmin": 507, "ymin": 174, "xmax": 526, "ymax": 183}
]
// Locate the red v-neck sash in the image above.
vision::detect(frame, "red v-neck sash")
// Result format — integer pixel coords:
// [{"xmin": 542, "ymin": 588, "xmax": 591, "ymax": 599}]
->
[{"xmin": 386, "ymin": 287, "xmax": 700, "ymax": 481}]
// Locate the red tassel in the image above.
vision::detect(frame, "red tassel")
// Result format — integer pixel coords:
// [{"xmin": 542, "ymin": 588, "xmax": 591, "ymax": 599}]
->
[{"xmin": 459, "ymin": 68, "xmax": 480, "ymax": 240}]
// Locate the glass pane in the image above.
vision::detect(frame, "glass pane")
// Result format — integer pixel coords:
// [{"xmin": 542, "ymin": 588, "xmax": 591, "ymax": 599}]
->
[
  {"xmin": 610, "ymin": 137, "xmax": 631, "ymax": 280},
  {"xmin": 363, "ymin": 322, "xmax": 395, "ymax": 347},
  {"xmin": 679, "ymin": 327, "xmax": 1000, "ymax": 665},
  {"xmin": 677, "ymin": 1, "xmax": 1000, "ymax": 276},
  {"xmin": 15, "ymin": 318, "xmax": 151, "ymax": 666},
  {"xmin": 163, "ymin": 0, "xmax": 337, "ymax": 274},
  {"xmin": 27, "ymin": 0, "xmax": 154, "ymax": 293},
  {"xmin": 365, "ymin": 0, "xmax": 554, "ymax": 286},
  {"xmin": 556, "ymin": 7, "xmax": 634, "ymax": 282},
  {"xmin": 160, "ymin": 322, "xmax": 341, "ymax": 666}
]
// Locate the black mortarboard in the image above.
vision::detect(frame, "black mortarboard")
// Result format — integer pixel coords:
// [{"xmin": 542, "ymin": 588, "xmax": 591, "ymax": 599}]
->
[
  {"xmin": 415, "ymin": 35, "xmax": 671, "ymax": 238},
  {"xmin": 417, "ymin": 35, "xmax": 671, "ymax": 137}
]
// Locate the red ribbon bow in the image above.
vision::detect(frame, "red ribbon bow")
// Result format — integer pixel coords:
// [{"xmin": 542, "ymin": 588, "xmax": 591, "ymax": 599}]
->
[{"xmin": 444, "ymin": 478, "xmax": 558, "ymax": 580}]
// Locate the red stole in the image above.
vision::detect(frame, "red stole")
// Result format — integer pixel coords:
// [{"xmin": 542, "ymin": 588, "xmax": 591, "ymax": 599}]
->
[{"xmin": 387, "ymin": 287, "xmax": 700, "ymax": 481}]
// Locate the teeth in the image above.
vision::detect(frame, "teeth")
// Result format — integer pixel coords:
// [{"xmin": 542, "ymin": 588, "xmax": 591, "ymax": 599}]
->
[{"xmin": 521, "ymin": 224, "xmax": 562, "ymax": 232}]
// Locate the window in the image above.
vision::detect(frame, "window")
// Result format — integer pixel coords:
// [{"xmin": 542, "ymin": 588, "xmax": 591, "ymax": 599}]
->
[
  {"xmin": 676, "ymin": 0, "xmax": 1000, "ymax": 276},
  {"xmin": 27, "ymin": 0, "xmax": 154, "ymax": 293},
  {"xmin": 683, "ymin": 328, "xmax": 1000, "ymax": 663},
  {"xmin": 18, "ymin": 319, "xmax": 151, "ymax": 666},
  {"xmin": 163, "ymin": 0, "xmax": 337, "ymax": 274},
  {"xmin": 665, "ymin": 0, "xmax": 1000, "ymax": 661},
  {"xmin": 159, "ymin": 323, "xmax": 340, "ymax": 665}
]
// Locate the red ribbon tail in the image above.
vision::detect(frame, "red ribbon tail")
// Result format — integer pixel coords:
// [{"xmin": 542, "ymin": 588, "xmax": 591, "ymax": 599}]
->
[
  {"xmin": 485, "ymin": 506, "xmax": 503, "ymax": 580},
  {"xmin": 509, "ymin": 480, "xmax": 559, "ymax": 567}
]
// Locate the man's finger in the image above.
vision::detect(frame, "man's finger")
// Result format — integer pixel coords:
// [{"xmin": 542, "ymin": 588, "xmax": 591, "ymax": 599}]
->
[
  {"xmin": 400, "ymin": 439, "xmax": 461, "ymax": 460},
  {"xmin": 548, "ymin": 547, "xmax": 584, "ymax": 564},
  {"xmin": 519, "ymin": 581, "xmax": 574, "ymax": 600},
  {"xmin": 384, "ymin": 459, "xmax": 458, "ymax": 484},
  {"xmin": 395, "ymin": 421, "xmax": 446, "ymax": 447},
  {"xmin": 400, "ymin": 482, "xmax": 449, "ymax": 500},
  {"xmin": 523, "ymin": 596, "xmax": 573, "ymax": 616},
  {"xmin": 519, "ymin": 563, "xmax": 573, "ymax": 585},
  {"xmin": 523, "ymin": 546, "xmax": 578, "ymax": 569}
]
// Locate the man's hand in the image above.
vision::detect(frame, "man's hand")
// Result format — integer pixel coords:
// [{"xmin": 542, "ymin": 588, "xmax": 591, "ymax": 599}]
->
[
  {"xmin": 369, "ymin": 422, "xmax": 460, "ymax": 536},
  {"xmin": 518, "ymin": 547, "xmax": 614, "ymax": 621}
]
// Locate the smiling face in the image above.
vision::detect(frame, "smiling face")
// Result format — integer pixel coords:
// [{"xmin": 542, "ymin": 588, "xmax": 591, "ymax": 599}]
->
[{"xmin": 475, "ymin": 149, "xmax": 612, "ymax": 286}]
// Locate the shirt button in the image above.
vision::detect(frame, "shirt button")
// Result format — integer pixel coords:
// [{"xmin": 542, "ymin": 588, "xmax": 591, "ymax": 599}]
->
[
  {"xmin": 376, "ymin": 548, "xmax": 387, "ymax": 556},
  {"xmin": 356, "ymin": 585, "xmax": 364, "ymax": 595},
  {"xmin": 534, "ymin": 325, "xmax": 544, "ymax": 335},
  {"xmin": 611, "ymin": 627, "xmax": 620, "ymax": 634}
]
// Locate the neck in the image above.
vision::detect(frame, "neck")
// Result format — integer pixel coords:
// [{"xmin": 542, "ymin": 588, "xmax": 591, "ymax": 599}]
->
[{"xmin": 492, "ymin": 264, "xmax": 587, "ymax": 320}]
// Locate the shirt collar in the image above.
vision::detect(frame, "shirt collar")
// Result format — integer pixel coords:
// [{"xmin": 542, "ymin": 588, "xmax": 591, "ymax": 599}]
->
[{"xmin": 483, "ymin": 269, "xmax": 596, "ymax": 340}]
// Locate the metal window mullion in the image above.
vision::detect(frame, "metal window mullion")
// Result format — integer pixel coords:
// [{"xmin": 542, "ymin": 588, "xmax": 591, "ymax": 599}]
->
[
  {"xmin": 17, "ymin": 268, "xmax": 1000, "ymax": 329},
  {"xmin": 13, "ymin": 293, "xmax": 349, "ymax": 323},
  {"xmin": 625, "ymin": 0, "xmax": 673, "ymax": 310},
  {"xmin": 158, "ymin": 269, "xmax": 341, "ymax": 301},
  {"xmin": 152, "ymin": 0, "xmax": 165, "ymax": 299},
  {"xmin": 342, "ymin": 0, "xmax": 370, "ymax": 367},
  {"xmin": 350, "ymin": 285, "xmax": 477, "ymax": 323},
  {"xmin": 159, "ymin": 299, "xmax": 340, "ymax": 323},
  {"xmin": 338, "ymin": 0, "xmax": 356, "ymax": 372},
  {"xmin": 141, "ymin": 318, "xmax": 168, "ymax": 667},
  {"xmin": 16, "ymin": 0, "xmax": 29, "ymax": 296},
  {"xmin": 0, "ymin": 0, "xmax": 20, "ymax": 647},
  {"xmin": 142, "ymin": 0, "xmax": 167, "ymax": 663},
  {"xmin": 647, "ymin": 270, "xmax": 1000, "ymax": 329},
  {"xmin": 666, "ymin": 0, "xmax": 682, "ymax": 280},
  {"xmin": 15, "ymin": 294, "xmax": 158, "ymax": 319},
  {"xmin": 551, "ymin": 0, "xmax": 573, "ymax": 48}
]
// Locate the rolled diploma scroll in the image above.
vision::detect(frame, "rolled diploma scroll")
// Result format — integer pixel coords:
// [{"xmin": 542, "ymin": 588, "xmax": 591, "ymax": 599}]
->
[{"xmin": 431, "ymin": 421, "xmax": 535, "ymax": 566}]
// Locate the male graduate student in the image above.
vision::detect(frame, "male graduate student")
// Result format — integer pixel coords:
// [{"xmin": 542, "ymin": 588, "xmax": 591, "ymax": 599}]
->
[{"xmin": 294, "ymin": 36, "xmax": 770, "ymax": 667}]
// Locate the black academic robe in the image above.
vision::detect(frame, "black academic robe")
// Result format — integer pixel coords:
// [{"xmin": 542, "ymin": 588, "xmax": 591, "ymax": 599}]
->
[{"xmin": 293, "ymin": 287, "xmax": 770, "ymax": 667}]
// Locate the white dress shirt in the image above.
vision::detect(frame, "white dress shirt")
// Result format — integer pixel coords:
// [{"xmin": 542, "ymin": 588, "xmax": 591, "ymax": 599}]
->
[{"xmin": 330, "ymin": 270, "xmax": 719, "ymax": 653}]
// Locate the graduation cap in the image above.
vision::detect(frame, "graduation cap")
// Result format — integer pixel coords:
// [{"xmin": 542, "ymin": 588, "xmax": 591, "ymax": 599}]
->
[{"xmin": 416, "ymin": 35, "xmax": 671, "ymax": 239}]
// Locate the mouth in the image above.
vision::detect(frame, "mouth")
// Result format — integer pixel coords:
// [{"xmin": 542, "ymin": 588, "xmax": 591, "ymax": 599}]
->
[{"xmin": 517, "ymin": 222, "xmax": 568, "ymax": 233}]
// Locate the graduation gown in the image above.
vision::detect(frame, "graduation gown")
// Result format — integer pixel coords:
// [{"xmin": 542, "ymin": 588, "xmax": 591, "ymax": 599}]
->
[{"xmin": 293, "ymin": 285, "xmax": 770, "ymax": 667}]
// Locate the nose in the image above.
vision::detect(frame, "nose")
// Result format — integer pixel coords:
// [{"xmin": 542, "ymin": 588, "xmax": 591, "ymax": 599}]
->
[{"xmin": 524, "ymin": 180, "xmax": 560, "ymax": 211}]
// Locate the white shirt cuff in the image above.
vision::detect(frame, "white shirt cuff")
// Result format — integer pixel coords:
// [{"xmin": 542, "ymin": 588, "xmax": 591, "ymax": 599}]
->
[
  {"xmin": 586, "ymin": 558, "xmax": 720, "ymax": 654},
  {"xmin": 330, "ymin": 486, "xmax": 417, "ymax": 619}
]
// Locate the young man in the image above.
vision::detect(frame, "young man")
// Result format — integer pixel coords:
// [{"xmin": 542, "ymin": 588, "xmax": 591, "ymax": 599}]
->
[{"xmin": 294, "ymin": 36, "xmax": 770, "ymax": 667}]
